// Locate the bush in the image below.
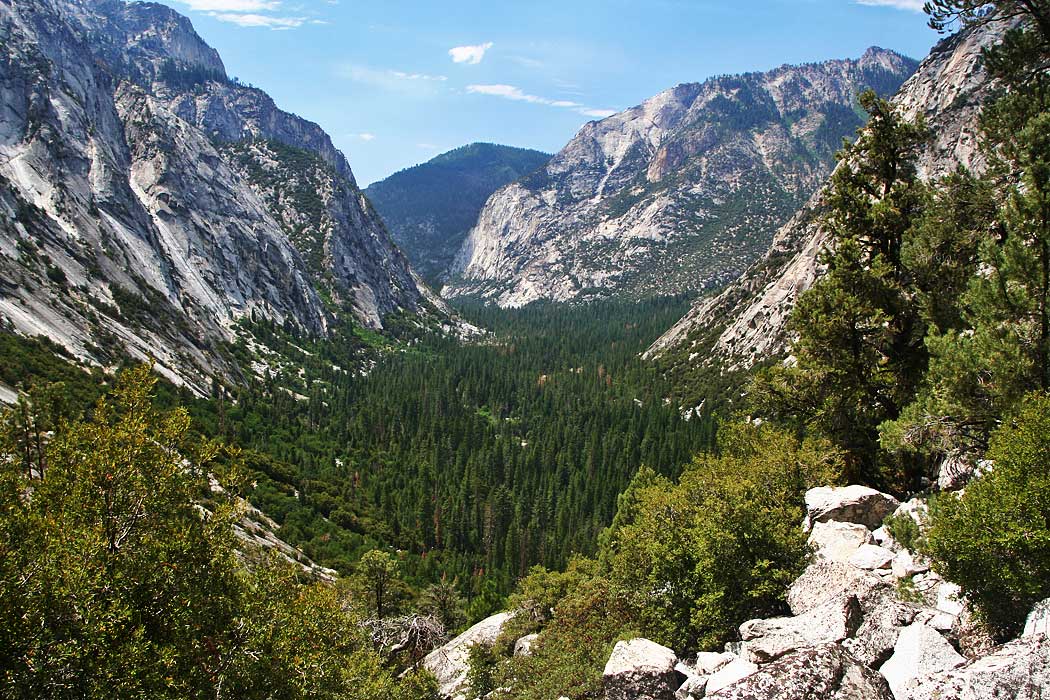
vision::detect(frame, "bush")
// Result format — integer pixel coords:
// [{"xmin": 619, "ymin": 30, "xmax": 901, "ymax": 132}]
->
[
  {"xmin": 500, "ymin": 575, "xmax": 640, "ymax": 700},
  {"xmin": 603, "ymin": 423, "xmax": 842, "ymax": 650},
  {"xmin": 924, "ymin": 393, "xmax": 1050, "ymax": 637}
]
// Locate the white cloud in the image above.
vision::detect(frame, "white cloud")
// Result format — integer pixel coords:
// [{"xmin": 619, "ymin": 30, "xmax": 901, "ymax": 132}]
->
[
  {"xmin": 856, "ymin": 0, "xmax": 925, "ymax": 11},
  {"xmin": 449, "ymin": 42, "xmax": 494, "ymax": 65},
  {"xmin": 335, "ymin": 64, "xmax": 447, "ymax": 95},
  {"xmin": 181, "ymin": 0, "xmax": 279, "ymax": 10},
  {"xmin": 466, "ymin": 84, "xmax": 615, "ymax": 120},
  {"xmin": 391, "ymin": 71, "xmax": 448, "ymax": 82},
  {"xmin": 209, "ymin": 12, "xmax": 305, "ymax": 29},
  {"xmin": 357, "ymin": 133, "xmax": 376, "ymax": 141},
  {"xmin": 466, "ymin": 83, "xmax": 548, "ymax": 103}
]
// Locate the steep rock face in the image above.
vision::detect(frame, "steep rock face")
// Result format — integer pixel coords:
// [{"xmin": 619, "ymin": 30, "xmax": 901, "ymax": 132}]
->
[
  {"xmin": 444, "ymin": 50, "xmax": 917, "ymax": 307},
  {"xmin": 645, "ymin": 22, "xmax": 1003, "ymax": 382},
  {"xmin": 366, "ymin": 143, "xmax": 551, "ymax": 284},
  {"xmin": 0, "ymin": 0, "xmax": 429, "ymax": 391}
]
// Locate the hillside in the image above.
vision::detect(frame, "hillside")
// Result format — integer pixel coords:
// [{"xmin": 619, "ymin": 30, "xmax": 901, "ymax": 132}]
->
[
  {"xmin": 443, "ymin": 49, "xmax": 917, "ymax": 307},
  {"xmin": 0, "ymin": 0, "xmax": 441, "ymax": 393},
  {"xmin": 366, "ymin": 144, "xmax": 551, "ymax": 283},
  {"xmin": 645, "ymin": 21, "xmax": 1004, "ymax": 408}
]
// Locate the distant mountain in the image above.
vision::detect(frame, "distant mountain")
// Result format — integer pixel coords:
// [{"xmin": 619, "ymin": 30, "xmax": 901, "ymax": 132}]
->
[
  {"xmin": 443, "ymin": 49, "xmax": 918, "ymax": 307},
  {"xmin": 366, "ymin": 144, "xmax": 551, "ymax": 283},
  {"xmin": 645, "ymin": 23, "xmax": 1003, "ymax": 404},
  {"xmin": 0, "ymin": 0, "xmax": 446, "ymax": 393}
]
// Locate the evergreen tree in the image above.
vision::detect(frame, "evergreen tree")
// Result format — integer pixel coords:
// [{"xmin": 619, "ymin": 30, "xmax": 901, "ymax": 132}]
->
[{"xmin": 750, "ymin": 90, "xmax": 929, "ymax": 486}]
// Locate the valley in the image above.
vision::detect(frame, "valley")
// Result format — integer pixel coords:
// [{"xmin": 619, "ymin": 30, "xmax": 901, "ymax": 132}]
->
[{"xmin": 3, "ymin": 1, "xmax": 1050, "ymax": 699}]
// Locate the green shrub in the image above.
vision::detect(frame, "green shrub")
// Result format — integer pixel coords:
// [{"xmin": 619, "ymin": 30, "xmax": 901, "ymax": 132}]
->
[
  {"xmin": 465, "ymin": 643, "xmax": 499, "ymax": 699},
  {"xmin": 884, "ymin": 510, "xmax": 923, "ymax": 552},
  {"xmin": 925, "ymin": 393, "xmax": 1050, "ymax": 637},
  {"xmin": 603, "ymin": 422, "xmax": 842, "ymax": 651}
]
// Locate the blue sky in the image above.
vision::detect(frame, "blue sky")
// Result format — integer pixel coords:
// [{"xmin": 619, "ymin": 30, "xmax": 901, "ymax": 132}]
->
[{"xmin": 169, "ymin": 0, "xmax": 941, "ymax": 186}]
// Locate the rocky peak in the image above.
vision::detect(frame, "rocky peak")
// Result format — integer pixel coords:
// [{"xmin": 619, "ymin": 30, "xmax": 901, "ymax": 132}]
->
[
  {"xmin": 120, "ymin": 1, "xmax": 227, "ymax": 79},
  {"xmin": 444, "ymin": 50, "xmax": 916, "ymax": 308},
  {"xmin": 645, "ymin": 22, "xmax": 1004, "ymax": 392},
  {"xmin": 0, "ymin": 0, "xmax": 435, "ymax": 391}
]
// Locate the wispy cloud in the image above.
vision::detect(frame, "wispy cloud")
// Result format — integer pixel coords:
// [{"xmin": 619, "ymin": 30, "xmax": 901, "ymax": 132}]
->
[
  {"xmin": 181, "ymin": 0, "xmax": 279, "ymax": 10},
  {"xmin": 449, "ymin": 42, "xmax": 494, "ymax": 65},
  {"xmin": 357, "ymin": 133, "xmax": 376, "ymax": 141},
  {"xmin": 210, "ymin": 12, "xmax": 305, "ymax": 29},
  {"xmin": 179, "ymin": 0, "xmax": 320, "ymax": 30},
  {"xmin": 391, "ymin": 71, "xmax": 448, "ymax": 82},
  {"xmin": 856, "ymin": 0, "xmax": 925, "ymax": 11},
  {"xmin": 466, "ymin": 84, "xmax": 615, "ymax": 120},
  {"xmin": 335, "ymin": 64, "xmax": 447, "ymax": 94}
]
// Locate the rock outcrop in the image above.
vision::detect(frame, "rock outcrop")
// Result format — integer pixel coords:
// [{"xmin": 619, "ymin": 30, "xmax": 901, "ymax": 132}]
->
[
  {"xmin": 707, "ymin": 644, "xmax": 894, "ymax": 700},
  {"xmin": 444, "ymin": 51, "xmax": 916, "ymax": 307},
  {"xmin": 0, "ymin": 0, "xmax": 435, "ymax": 392},
  {"xmin": 603, "ymin": 638, "xmax": 681, "ymax": 700},
  {"xmin": 646, "ymin": 21, "xmax": 1006, "ymax": 392},
  {"xmin": 423, "ymin": 612, "xmax": 512, "ymax": 700},
  {"xmin": 590, "ymin": 481, "xmax": 1047, "ymax": 700}
]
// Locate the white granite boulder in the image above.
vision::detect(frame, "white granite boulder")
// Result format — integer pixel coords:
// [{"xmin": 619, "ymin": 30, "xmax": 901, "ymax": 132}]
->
[
  {"xmin": 880, "ymin": 623, "xmax": 965, "ymax": 699},
  {"xmin": 809, "ymin": 521, "xmax": 875, "ymax": 563},
  {"xmin": 849, "ymin": 544, "xmax": 895, "ymax": 571},
  {"xmin": 513, "ymin": 632, "xmax": 539, "ymax": 657},
  {"xmin": 904, "ymin": 634, "xmax": 1050, "ymax": 700},
  {"xmin": 423, "ymin": 611, "xmax": 512, "ymax": 699},
  {"xmin": 788, "ymin": 560, "xmax": 888, "ymax": 616},
  {"xmin": 805, "ymin": 486, "xmax": 900, "ymax": 530},
  {"xmin": 1024, "ymin": 598, "xmax": 1050, "ymax": 638},
  {"xmin": 705, "ymin": 657, "xmax": 760, "ymax": 696},
  {"xmin": 707, "ymin": 643, "xmax": 894, "ymax": 700},
  {"xmin": 739, "ymin": 595, "xmax": 861, "ymax": 664},
  {"xmin": 603, "ymin": 638, "xmax": 681, "ymax": 700}
]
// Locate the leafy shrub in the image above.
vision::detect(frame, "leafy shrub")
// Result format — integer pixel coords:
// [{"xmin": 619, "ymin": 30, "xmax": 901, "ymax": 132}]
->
[
  {"xmin": 924, "ymin": 393, "xmax": 1050, "ymax": 636},
  {"xmin": 602, "ymin": 422, "xmax": 842, "ymax": 651},
  {"xmin": 500, "ymin": 575, "xmax": 640, "ymax": 700},
  {"xmin": 466, "ymin": 643, "xmax": 499, "ymax": 699},
  {"xmin": 883, "ymin": 510, "xmax": 923, "ymax": 552}
]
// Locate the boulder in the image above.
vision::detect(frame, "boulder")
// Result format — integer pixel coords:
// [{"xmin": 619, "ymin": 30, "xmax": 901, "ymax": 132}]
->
[
  {"xmin": 707, "ymin": 643, "xmax": 894, "ymax": 699},
  {"xmin": 696, "ymin": 651, "xmax": 737, "ymax": 675},
  {"xmin": 674, "ymin": 663, "xmax": 707, "ymax": 700},
  {"xmin": 880, "ymin": 623, "xmax": 965, "ymax": 699},
  {"xmin": 603, "ymin": 638, "xmax": 681, "ymax": 700},
  {"xmin": 904, "ymin": 634, "xmax": 1050, "ymax": 700},
  {"xmin": 1023, "ymin": 597, "xmax": 1050, "ymax": 638},
  {"xmin": 805, "ymin": 486, "xmax": 900, "ymax": 530},
  {"xmin": 513, "ymin": 633, "xmax": 539, "ymax": 657},
  {"xmin": 788, "ymin": 560, "xmax": 887, "ymax": 616},
  {"xmin": 890, "ymin": 550, "xmax": 928, "ymax": 579},
  {"xmin": 739, "ymin": 595, "xmax": 862, "ymax": 664},
  {"xmin": 810, "ymin": 521, "xmax": 875, "ymax": 563},
  {"xmin": 842, "ymin": 592, "xmax": 919, "ymax": 667},
  {"xmin": 849, "ymin": 545, "xmax": 895, "ymax": 571},
  {"xmin": 423, "ymin": 611, "xmax": 512, "ymax": 699},
  {"xmin": 936, "ymin": 452, "xmax": 977, "ymax": 491},
  {"xmin": 935, "ymin": 582, "xmax": 964, "ymax": 617},
  {"xmin": 705, "ymin": 657, "xmax": 760, "ymax": 695}
]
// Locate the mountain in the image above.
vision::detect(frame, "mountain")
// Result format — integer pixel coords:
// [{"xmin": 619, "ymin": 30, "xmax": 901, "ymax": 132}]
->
[
  {"xmin": 442, "ymin": 49, "xmax": 918, "ymax": 308},
  {"xmin": 0, "ymin": 0, "xmax": 439, "ymax": 394},
  {"xmin": 644, "ymin": 22, "xmax": 1004, "ymax": 401},
  {"xmin": 365, "ymin": 143, "xmax": 551, "ymax": 284}
]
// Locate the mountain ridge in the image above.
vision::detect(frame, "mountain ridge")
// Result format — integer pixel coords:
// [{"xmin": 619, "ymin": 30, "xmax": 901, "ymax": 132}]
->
[
  {"xmin": 442, "ymin": 47, "xmax": 918, "ymax": 307},
  {"xmin": 0, "ymin": 0, "xmax": 439, "ymax": 393},
  {"xmin": 366, "ymin": 143, "xmax": 551, "ymax": 284},
  {"xmin": 644, "ymin": 22, "xmax": 1004, "ymax": 403}
]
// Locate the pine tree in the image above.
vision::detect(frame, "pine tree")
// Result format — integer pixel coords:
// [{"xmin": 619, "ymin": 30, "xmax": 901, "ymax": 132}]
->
[{"xmin": 749, "ymin": 90, "xmax": 929, "ymax": 486}]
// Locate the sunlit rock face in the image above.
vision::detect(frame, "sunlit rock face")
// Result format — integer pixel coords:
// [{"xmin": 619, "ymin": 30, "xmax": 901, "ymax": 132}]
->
[{"xmin": 444, "ymin": 49, "xmax": 917, "ymax": 308}]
